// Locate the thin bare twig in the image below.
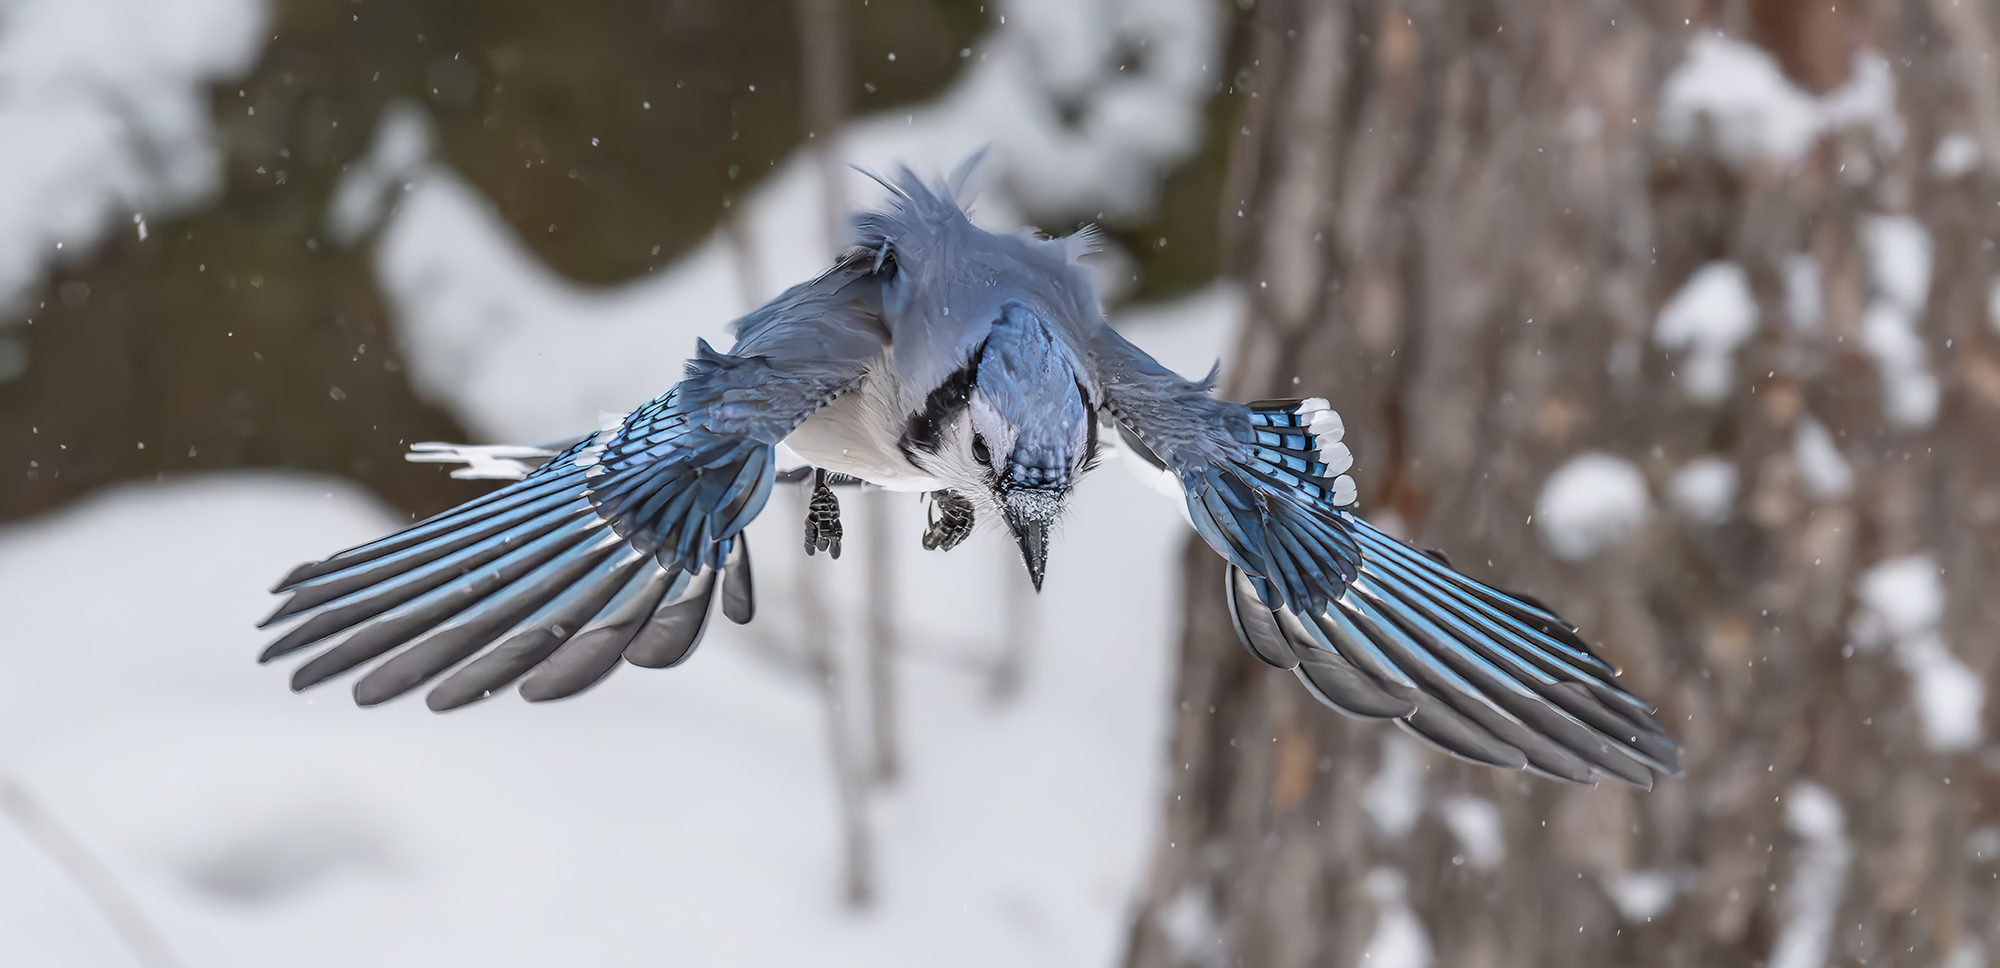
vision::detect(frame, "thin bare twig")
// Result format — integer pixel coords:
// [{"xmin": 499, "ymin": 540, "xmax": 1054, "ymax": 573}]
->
[
  {"xmin": 862, "ymin": 490, "xmax": 902, "ymax": 783},
  {"xmin": 796, "ymin": 0, "xmax": 850, "ymax": 241},
  {"xmin": 1, "ymin": 776, "xmax": 185, "ymax": 968},
  {"xmin": 791, "ymin": 484, "xmax": 875, "ymax": 908},
  {"xmin": 802, "ymin": 609, "xmax": 876, "ymax": 909}
]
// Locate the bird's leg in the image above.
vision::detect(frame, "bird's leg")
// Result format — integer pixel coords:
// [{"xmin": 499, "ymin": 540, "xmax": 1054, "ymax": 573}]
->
[
  {"xmin": 805, "ymin": 468, "xmax": 844, "ymax": 559},
  {"xmin": 922, "ymin": 490, "xmax": 975, "ymax": 551}
]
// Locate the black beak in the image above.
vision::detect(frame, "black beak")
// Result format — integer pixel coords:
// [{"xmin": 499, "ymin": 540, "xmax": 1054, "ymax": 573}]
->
[
  {"xmin": 1002, "ymin": 490, "xmax": 1060, "ymax": 591},
  {"xmin": 1012, "ymin": 519, "xmax": 1050, "ymax": 591}
]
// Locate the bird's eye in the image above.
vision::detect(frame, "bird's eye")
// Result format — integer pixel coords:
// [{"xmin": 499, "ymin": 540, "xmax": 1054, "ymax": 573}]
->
[{"xmin": 971, "ymin": 434, "xmax": 992, "ymax": 465}]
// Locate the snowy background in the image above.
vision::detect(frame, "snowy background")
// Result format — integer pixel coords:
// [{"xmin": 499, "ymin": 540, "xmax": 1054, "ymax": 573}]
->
[{"xmin": 0, "ymin": 0, "xmax": 1243, "ymax": 964}]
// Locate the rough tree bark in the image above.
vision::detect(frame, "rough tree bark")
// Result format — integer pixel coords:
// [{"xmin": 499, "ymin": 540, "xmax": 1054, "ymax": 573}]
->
[{"xmin": 1126, "ymin": 2, "xmax": 2000, "ymax": 967}]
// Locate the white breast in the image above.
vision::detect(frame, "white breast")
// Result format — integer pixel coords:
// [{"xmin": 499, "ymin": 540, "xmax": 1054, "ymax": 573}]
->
[{"xmin": 783, "ymin": 360, "xmax": 944, "ymax": 493}]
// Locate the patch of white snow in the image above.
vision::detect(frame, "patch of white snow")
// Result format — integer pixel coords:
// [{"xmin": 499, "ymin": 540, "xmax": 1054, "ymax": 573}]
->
[
  {"xmin": 1931, "ymin": 133, "xmax": 1981, "ymax": 179},
  {"xmin": 1863, "ymin": 215, "xmax": 1934, "ymax": 313},
  {"xmin": 325, "ymin": 100, "xmax": 433, "ymax": 247},
  {"xmin": 1358, "ymin": 868, "xmax": 1433, "ymax": 968},
  {"xmin": 1854, "ymin": 556, "xmax": 1944, "ymax": 642},
  {"xmin": 1655, "ymin": 261, "xmax": 1758, "ymax": 404},
  {"xmin": 1604, "ymin": 869, "xmax": 1683, "ymax": 922},
  {"xmin": 1768, "ymin": 782, "xmax": 1850, "ymax": 968},
  {"xmin": 1851, "ymin": 556, "xmax": 1982, "ymax": 752},
  {"xmin": 1669, "ymin": 457, "xmax": 1737, "ymax": 524},
  {"xmin": 1815, "ymin": 54, "xmax": 1905, "ymax": 153},
  {"xmin": 1858, "ymin": 214, "xmax": 1938, "ymax": 429},
  {"xmin": 1436, "ymin": 796, "xmax": 1504, "ymax": 871},
  {"xmin": 1793, "ymin": 415, "xmax": 1853, "ymax": 501},
  {"xmin": 1859, "ymin": 302, "xmax": 1939, "ymax": 429},
  {"xmin": 1659, "ymin": 37, "xmax": 1820, "ymax": 164},
  {"xmin": 0, "ymin": 0, "xmax": 269, "ymax": 313},
  {"xmin": 1362, "ymin": 733, "xmax": 1426, "ymax": 841},
  {"xmin": 1659, "ymin": 37, "xmax": 1902, "ymax": 168},
  {"xmin": 1535, "ymin": 453, "xmax": 1650, "ymax": 562},
  {"xmin": 1156, "ymin": 884, "xmax": 1226, "ymax": 968},
  {"xmin": 1899, "ymin": 633, "xmax": 1985, "ymax": 753},
  {"xmin": 375, "ymin": 170, "xmax": 746, "ymax": 441}
]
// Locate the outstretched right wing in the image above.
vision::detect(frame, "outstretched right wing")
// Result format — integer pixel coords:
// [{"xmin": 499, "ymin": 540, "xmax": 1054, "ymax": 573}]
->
[
  {"xmin": 259, "ymin": 251, "xmax": 890, "ymax": 711},
  {"xmin": 1093, "ymin": 328, "xmax": 1680, "ymax": 786}
]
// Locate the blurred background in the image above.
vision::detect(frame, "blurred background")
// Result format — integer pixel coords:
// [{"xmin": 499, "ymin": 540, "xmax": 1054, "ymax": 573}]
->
[{"xmin": 2, "ymin": 1, "xmax": 1998, "ymax": 967}]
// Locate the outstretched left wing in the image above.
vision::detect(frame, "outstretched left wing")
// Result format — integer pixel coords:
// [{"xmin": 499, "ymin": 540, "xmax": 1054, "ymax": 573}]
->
[
  {"xmin": 1093, "ymin": 327, "xmax": 1681, "ymax": 787},
  {"xmin": 259, "ymin": 253, "xmax": 889, "ymax": 710}
]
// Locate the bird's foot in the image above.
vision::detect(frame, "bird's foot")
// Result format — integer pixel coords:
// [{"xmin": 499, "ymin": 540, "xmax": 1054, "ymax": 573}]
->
[
  {"xmin": 805, "ymin": 470, "xmax": 843, "ymax": 558},
  {"xmin": 923, "ymin": 490, "xmax": 975, "ymax": 551}
]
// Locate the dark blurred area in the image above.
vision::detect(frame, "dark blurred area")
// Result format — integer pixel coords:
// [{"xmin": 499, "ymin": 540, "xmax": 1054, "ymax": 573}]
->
[{"xmin": 2, "ymin": 0, "xmax": 1246, "ymax": 523}]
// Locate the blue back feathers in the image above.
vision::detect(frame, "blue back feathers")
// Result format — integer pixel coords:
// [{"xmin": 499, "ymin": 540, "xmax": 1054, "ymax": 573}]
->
[{"xmin": 844, "ymin": 164, "xmax": 1104, "ymax": 413}]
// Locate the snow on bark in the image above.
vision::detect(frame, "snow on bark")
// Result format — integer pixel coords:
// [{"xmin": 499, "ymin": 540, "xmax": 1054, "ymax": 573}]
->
[
  {"xmin": 1659, "ymin": 36, "xmax": 1902, "ymax": 168},
  {"xmin": 1437, "ymin": 797, "xmax": 1504, "ymax": 872},
  {"xmin": 1361, "ymin": 733, "xmax": 1426, "ymax": 842},
  {"xmin": 1853, "ymin": 556, "xmax": 1983, "ymax": 753},
  {"xmin": 1358, "ymin": 868, "xmax": 1433, "ymax": 968},
  {"xmin": 1792, "ymin": 415, "xmax": 1854, "ymax": 502},
  {"xmin": 1768, "ymin": 783, "xmax": 1851, "ymax": 968},
  {"xmin": 1535, "ymin": 453, "xmax": 1650, "ymax": 561},
  {"xmin": 1858, "ymin": 215, "xmax": 1939, "ymax": 430},
  {"xmin": 1654, "ymin": 262, "xmax": 1758, "ymax": 405},
  {"xmin": 1669, "ymin": 457, "xmax": 1737, "ymax": 524}
]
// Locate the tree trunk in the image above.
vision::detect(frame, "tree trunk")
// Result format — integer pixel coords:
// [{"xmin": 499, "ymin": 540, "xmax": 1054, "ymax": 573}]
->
[{"xmin": 1126, "ymin": 2, "xmax": 2000, "ymax": 967}]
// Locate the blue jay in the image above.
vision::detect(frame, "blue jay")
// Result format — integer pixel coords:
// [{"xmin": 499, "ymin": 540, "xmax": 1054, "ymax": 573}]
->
[{"xmin": 263, "ymin": 161, "xmax": 1680, "ymax": 787}]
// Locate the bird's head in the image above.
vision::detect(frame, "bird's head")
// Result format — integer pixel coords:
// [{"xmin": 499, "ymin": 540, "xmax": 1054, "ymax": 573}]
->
[{"xmin": 900, "ymin": 304, "xmax": 1097, "ymax": 590}]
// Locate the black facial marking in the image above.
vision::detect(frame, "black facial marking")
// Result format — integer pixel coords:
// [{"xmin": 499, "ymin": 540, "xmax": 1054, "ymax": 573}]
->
[{"xmin": 898, "ymin": 349, "xmax": 982, "ymax": 460}]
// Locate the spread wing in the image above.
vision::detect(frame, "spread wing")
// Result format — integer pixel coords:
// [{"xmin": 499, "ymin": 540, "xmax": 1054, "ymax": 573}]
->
[
  {"xmin": 1093, "ymin": 328, "xmax": 1681, "ymax": 786},
  {"xmin": 259, "ymin": 253, "xmax": 889, "ymax": 710}
]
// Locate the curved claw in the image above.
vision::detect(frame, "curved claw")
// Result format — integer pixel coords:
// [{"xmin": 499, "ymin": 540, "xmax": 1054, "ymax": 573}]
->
[
  {"xmin": 804, "ymin": 470, "xmax": 843, "ymax": 559},
  {"xmin": 922, "ymin": 490, "xmax": 975, "ymax": 552}
]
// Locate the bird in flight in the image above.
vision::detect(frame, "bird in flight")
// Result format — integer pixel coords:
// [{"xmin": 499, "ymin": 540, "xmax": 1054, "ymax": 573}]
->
[{"xmin": 261, "ymin": 161, "xmax": 1680, "ymax": 787}]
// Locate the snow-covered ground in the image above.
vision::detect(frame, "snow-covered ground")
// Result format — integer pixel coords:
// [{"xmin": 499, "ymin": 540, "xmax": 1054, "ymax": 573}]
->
[{"xmin": 0, "ymin": 451, "xmax": 1197, "ymax": 967}]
